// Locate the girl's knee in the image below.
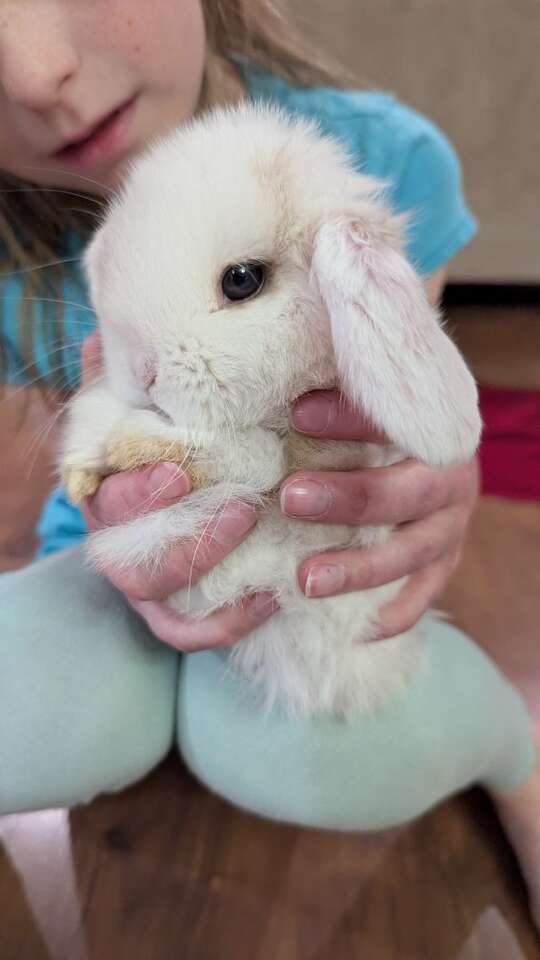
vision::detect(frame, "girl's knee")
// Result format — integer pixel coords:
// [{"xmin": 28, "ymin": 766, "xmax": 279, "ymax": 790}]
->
[
  {"xmin": 176, "ymin": 651, "xmax": 445, "ymax": 831},
  {"xmin": 0, "ymin": 550, "xmax": 179, "ymax": 814}
]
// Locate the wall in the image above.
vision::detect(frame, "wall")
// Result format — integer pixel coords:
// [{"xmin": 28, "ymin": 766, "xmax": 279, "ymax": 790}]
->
[{"xmin": 290, "ymin": 0, "xmax": 540, "ymax": 282}]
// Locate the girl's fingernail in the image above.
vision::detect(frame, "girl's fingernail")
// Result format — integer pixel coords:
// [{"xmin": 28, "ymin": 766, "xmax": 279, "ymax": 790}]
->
[
  {"xmin": 292, "ymin": 395, "xmax": 337, "ymax": 434},
  {"xmin": 213, "ymin": 506, "xmax": 257, "ymax": 546},
  {"xmin": 281, "ymin": 479, "xmax": 331, "ymax": 517},
  {"xmin": 148, "ymin": 462, "xmax": 191, "ymax": 499},
  {"xmin": 305, "ymin": 563, "xmax": 346, "ymax": 598}
]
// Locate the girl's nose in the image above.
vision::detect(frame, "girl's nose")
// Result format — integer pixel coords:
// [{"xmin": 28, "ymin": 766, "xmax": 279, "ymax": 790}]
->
[{"xmin": 0, "ymin": 7, "xmax": 79, "ymax": 110}]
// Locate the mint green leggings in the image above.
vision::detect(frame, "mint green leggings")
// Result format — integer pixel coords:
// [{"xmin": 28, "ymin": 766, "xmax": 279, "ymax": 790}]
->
[{"xmin": 0, "ymin": 548, "xmax": 536, "ymax": 825}]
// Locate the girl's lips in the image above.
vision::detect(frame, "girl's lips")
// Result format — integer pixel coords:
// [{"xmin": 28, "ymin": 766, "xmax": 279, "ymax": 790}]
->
[{"xmin": 53, "ymin": 95, "xmax": 138, "ymax": 170}]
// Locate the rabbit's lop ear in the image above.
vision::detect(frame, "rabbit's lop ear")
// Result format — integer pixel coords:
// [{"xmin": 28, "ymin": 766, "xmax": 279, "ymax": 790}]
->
[{"xmin": 311, "ymin": 218, "xmax": 481, "ymax": 466}]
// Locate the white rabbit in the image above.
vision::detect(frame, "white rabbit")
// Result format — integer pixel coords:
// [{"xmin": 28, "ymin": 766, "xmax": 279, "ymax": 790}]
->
[{"xmin": 61, "ymin": 102, "xmax": 481, "ymax": 719}]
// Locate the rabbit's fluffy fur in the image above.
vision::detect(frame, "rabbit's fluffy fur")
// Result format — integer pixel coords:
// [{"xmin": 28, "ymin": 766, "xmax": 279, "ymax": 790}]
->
[{"xmin": 61, "ymin": 103, "xmax": 481, "ymax": 719}]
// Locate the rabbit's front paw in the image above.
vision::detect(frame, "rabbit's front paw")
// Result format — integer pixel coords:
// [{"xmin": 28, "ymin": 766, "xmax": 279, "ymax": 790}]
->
[
  {"xmin": 64, "ymin": 467, "xmax": 102, "ymax": 505},
  {"xmin": 105, "ymin": 433, "xmax": 208, "ymax": 489}
]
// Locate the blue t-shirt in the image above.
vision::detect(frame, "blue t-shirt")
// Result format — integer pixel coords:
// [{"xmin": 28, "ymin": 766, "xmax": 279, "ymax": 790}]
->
[{"xmin": 1, "ymin": 69, "xmax": 477, "ymax": 557}]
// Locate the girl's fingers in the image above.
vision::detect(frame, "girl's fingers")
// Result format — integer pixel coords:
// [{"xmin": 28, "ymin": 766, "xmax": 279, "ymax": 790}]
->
[
  {"xmin": 282, "ymin": 457, "xmax": 478, "ymax": 527},
  {"xmin": 82, "ymin": 462, "xmax": 193, "ymax": 528},
  {"xmin": 282, "ymin": 460, "xmax": 454, "ymax": 526},
  {"xmin": 373, "ymin": 553, "xmax": 460, "ymax": 640},
  {"xmin": 129, "ymin": 592, "xmax": 280, "ymax": 652},
  {"xmin": 291, "ymin": 389, "xmax": 388, "ymax": 442},
  {"xmin": 297, "ymin": 508, "xmax": 464, "ymax": 599},
  {"xmin": 101, "ymin": 502, "xmax": 258, "ymax": 601}
]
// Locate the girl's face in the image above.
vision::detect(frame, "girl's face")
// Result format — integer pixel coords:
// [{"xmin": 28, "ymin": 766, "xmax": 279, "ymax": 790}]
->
[{"xmin": 0, "ymin": 0, "xmax": 207, "ymax": 195}]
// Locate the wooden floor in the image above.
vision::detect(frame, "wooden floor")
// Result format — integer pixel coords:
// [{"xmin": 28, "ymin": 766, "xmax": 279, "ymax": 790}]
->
[{"xmin": 0, "ymin": 290, "xmax": 539, "ymax": 959}]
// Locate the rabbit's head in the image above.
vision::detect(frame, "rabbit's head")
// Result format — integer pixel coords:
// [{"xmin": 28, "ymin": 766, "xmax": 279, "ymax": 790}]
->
[{"xmin": 85, "ymin": 103, "xmax": 480, "ymax": 466}]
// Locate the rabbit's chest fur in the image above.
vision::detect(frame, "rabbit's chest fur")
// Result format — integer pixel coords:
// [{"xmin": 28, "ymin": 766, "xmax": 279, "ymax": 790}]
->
[
  {"xmin": 82, "ymin": 418, "xmax": 421, "ymax": 718},
  {"xmin": 171, "ymin": 491, "xmax": 423, "ymax": 720},
  {"xmin": 178, "ymin": 496, "xmax": 392, "ymax": 610},
  {"xmin": 159, "ymin": 429, "xmax": 423, "ymax": 719},
  {"xmin": 176, "ymin": 429, "xmax": 397, "ymax": 609}
]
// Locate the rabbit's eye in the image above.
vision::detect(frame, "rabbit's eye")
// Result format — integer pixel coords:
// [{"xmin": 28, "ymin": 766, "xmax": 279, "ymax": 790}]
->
[{"xmin": 221, "ymin": 262, "xmax": 266, "ymax": 302}]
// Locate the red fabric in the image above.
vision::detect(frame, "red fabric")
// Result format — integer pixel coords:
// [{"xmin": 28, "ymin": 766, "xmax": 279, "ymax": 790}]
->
[{"xmin": 478, "ymin": 384, "xmax": 540, "ymax": 502}]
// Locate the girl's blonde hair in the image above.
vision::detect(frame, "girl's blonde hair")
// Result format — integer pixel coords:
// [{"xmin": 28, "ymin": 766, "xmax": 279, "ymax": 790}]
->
[{"xmin": 0, "ymin": 0, "xmax": 346, "ymax": 393}]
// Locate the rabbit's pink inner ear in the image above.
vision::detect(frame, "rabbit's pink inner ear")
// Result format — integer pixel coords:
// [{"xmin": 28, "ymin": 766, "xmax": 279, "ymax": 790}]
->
[{"xmin": 311, "ymin": 220, "xmax": 481, "ymax": 467}]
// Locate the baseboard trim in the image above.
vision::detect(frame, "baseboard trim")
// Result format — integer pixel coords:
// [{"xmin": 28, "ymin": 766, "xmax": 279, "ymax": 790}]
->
[{"xmin": 444, "ymin": 284, "xmax": 540, "ymax": 308}]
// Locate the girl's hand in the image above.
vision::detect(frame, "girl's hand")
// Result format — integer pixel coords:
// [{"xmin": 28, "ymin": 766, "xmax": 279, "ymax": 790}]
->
[
  {"xmin": 281, "ymin": 389, "xmax": 479, "ymax": 639},
  {"xmin": 78, "ymin": 333, "xmax": 278, "ymax": 652}
]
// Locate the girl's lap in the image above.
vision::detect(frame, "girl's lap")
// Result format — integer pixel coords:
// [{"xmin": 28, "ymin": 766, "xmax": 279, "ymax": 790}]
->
[
  {"xmin": 0, "ymin": 549, "xmax": 534, "ymax": 823},
  {"xmin": 176, "ymin": 620, "xmax": 535, "ymax": 831}
]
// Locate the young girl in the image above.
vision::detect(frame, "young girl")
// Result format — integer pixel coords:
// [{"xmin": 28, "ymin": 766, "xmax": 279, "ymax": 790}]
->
[{"xmin": 1, "ymin": 0, "xmax": 539, "ymax": 922}]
